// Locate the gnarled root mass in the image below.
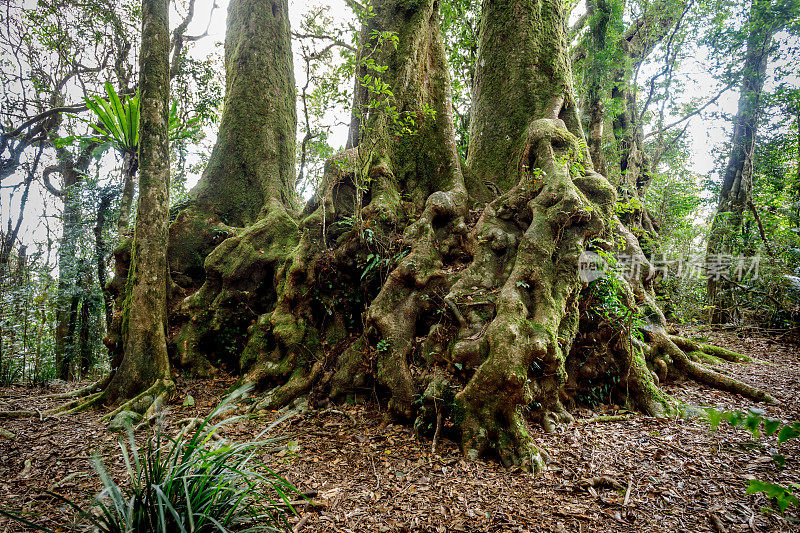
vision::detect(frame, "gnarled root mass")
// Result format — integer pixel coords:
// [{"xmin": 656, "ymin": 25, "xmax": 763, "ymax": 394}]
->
[
  {"xmin": 1, "ymin": 0, "xmax": 773, "ymax": 467},
  {"xmin": 166, "ymin": 114, "xmax": 772, "ymax": 471}
]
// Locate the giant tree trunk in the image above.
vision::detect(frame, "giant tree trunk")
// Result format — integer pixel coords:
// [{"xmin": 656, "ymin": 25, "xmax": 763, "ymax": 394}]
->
[
  {"xmin": 706, "ymin": 0, "xmax": 775, "ymax": 324},
  {"xmin": 165, "ymin": 0, "xmax": 772, "ymax": 470},
  {"xmin": 168, "ymin": 0, "xmax": 296, "ymax": 291},
  {"xmin": 102, "ymin": 0, "xmax": 172, "ymax": 407}
]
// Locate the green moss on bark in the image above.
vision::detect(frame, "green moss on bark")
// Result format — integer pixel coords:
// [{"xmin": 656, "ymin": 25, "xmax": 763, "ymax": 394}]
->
[{"xmin": 189, "ymin": 0, "xmax": 297, "ymax": 225}]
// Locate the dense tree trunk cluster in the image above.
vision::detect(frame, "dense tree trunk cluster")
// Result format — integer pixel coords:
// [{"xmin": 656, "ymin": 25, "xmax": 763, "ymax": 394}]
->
[
  {"xmin": 15, "ymin": 0, "xmax": 773, "ymax": 469},
  {"xmin": 145, "ymin": 0, "xmax": 770, "ymax": 467}
]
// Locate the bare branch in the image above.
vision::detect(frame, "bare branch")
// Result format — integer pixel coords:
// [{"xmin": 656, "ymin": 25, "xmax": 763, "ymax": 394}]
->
[
  {"xmin": 1, "ymin": 103, "xmax": 89, "ymax": 148},
  {"xmin": 170, "ymin": 0, "xmax": 219, "ymax": 78},
  {"xmin": 42, "ymin": 164, "xmax": 65, "ymax": 197},
  {"xmin": 644, "ymin": 82, "xmax": 735, "ymax": 139},
  {"xmin": 292, "ymin": 32, "xmax": 357, "ymax": 53}
]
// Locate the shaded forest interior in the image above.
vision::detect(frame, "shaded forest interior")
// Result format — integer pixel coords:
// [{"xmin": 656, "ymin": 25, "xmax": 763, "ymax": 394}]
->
[{"xmin": 1, "ymin": 0, "xmax": 799, "ymax": 530}]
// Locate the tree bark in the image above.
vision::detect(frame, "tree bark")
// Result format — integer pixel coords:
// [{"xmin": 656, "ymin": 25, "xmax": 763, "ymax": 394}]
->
[
  {"xmin": 54, "ymin": 161, "xmax": 82, "ymax": 380},
  {"xmin": 167, "ymin": 0, "xmax": 297, "ymax": 292},
  {"xmin": 585, "ymin": 0, "xmax": 612, "ymax": 178},
  {"xmin": 706, "ymin": 0, "xmax": 775, "ymax": 324},
  {"xmin": 162, "ymin": 0, "xmax": 772, "ymax": 471},
  {"xmin": 94, "ymin": 190, "xmax": 114, "ymax": 331},
  {"xmin": 346, "ymin": 22, "xmax": 370, "ymax": 150},
  {"xmin": 77, "ymin": 281, "xmax": 94, "ymax": 379},
  {"xmin": 102, "ymin": 0, "xmax": 172, "ymax": 406},
  {"xmin": 115, "ymin": 151, "xmax": 138, "ymax": 239}
]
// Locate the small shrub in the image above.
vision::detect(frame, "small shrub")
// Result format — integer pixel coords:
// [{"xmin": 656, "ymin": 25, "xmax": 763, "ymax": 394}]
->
[{"xmin": 0, "ymin": 359, "xmax": 22, "ymax": 386}]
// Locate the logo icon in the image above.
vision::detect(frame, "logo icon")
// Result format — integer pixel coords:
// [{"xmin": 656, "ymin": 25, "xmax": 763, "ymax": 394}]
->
[{"xmin": 578, "ymin": 251, "xmax": 608, "ymax": 283}]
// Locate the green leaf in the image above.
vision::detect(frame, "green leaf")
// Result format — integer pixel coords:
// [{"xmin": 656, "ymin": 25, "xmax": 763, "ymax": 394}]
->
[
  {"xmin": 706, "ymin": 408, "xmax": 723, "ymax": 430},
  {"xmin": 747, "ymin": 479, "xmax": 787, "ymax": 498},
  {"xmin": 745, "ymin": 413, "xmax": 761, "ymax": 439},
  {"xmin": 105, "ymin": 82, "xmax": 126, "ymax": 136},
  {"xmin": 764, "ymin": 418, "xmax": 781, "ymax": 436},
  {"xmin": 778, "ymin": 424, "xmax": 800, "ymax": 444},
  {"xmin": 724, "ymin": 410, "xmax": 745, "ymax": 428},
  {"xmin": 778, "ymin": 492, "xmax": 799, "ymax": 513},
  {"xmin": 128, "ymin": 92, "xmax": 139, "ymax": 148}
]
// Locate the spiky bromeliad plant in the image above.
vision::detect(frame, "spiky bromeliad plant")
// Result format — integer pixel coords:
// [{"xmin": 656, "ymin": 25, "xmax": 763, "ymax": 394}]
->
[
  {"xmin": 82, "ymin": 82, "xmax": 200, "ymax": 237},
  {"xmin": 1, "ymin": 388, "xmax": 303, "ymax": 532},
  {"xmin": 84, "ymin": 82, "xmax": 140, "ymax": 157}
]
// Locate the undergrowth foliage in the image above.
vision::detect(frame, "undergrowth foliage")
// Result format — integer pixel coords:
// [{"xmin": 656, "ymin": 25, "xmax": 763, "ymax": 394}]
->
[
  {"xmin": 0, "ymin": 387, "xmax": 303, "ymax": 532},
  {"xmin": 706, "ymin": 407, "xmax": 800, "ymax": 513}
]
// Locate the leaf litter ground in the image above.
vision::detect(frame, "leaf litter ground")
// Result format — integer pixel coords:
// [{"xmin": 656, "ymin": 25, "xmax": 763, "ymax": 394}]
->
[{"xmin": 1, "ymin": 327, "xmax": 798, "ymax": 532}]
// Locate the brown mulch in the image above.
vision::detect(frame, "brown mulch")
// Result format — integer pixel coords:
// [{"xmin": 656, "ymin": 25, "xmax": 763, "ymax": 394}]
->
[{"xmin": 1, "ymin": 327, "xmax": 798, "ymax": 532}]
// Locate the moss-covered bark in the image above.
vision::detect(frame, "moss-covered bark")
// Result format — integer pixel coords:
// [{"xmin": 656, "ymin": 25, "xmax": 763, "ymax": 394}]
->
[
  {"xmin": 163, "ymin": 0, "xmax": 773, "ymax": 472},
  {"xmin": 467, "ymin": 0, "xmax": 574, "ymax": 195},
  {"xmin": 168, "ymin": 0, "xmax": 297, "ymax": 291},
  {"xmin": 188, "ymin": 0, "xmax": 296, "ymax": 222},
  {"xmin": 103, "ymin": 0, "xmax": 172, "ymax": 406}
]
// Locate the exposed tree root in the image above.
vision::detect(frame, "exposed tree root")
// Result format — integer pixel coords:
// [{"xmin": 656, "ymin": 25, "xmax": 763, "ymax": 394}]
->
[
  {"xmin": 0, "ymin": 378, "xmax": 175, "ymax": 424},
  {"xmin": 669, "ymin": 335, "xmax": 752, "ymax": 363},
  {"xmin": 163, "ymin": 103, "xmax": 777, "ymax": 473},
  {"xmin": 31, "ymin": 375, "xmax": 111, "ymax": 400},
  {"xmin": 0, "ymin": 410, "xmax": 39, "ymax": 419},
  {"xmin": 655, "ymin": 335, "xmax": 775, "ymax": 404},
  {"xmin": 159, "ymin": 0, "xmax": 777, "ymax": 472},
  {"xmin": 251, "ymin": 361, "xmax": 323, "ymax": 413},
  {"xmin": 100, "ymin": 378, "xmax": 174, "ymax": 423},
  {"xmin": 49, "ymin": 391, "xmax": 106, "ymax": 415}
]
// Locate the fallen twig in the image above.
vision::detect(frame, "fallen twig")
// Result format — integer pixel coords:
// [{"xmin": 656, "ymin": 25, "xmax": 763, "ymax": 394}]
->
[{"xmin": 577, "ymin": 476, "xmax": 624, "ymax": 491}]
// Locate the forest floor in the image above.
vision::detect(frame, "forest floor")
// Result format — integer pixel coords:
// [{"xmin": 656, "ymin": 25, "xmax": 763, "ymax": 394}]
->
[{"xmin": 0, "ymin": 326, "xmax": 799, "ymax": 532}]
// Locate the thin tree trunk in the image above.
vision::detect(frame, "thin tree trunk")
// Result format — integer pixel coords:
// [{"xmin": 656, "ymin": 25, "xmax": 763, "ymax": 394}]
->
[
  {"xmin": 103, "ymin": 0, "xmax": 172, "ymax": 405},
  {"xmin": 53, "ymin": 142, "xmax": 97, "ymax": 376},
  {"xmin": 94, "ymin": 190, "xmax": 114, "ymax": 331},
  {"xmin": 78, "ymin": 296, "xmax": 92, "ymax": 378},
  {"xmin": 585, "ymin": 0, "xmax": 611, "ymax": 177},
  {"xmin": 55, "ymin": 165, "xmax": 81, "ymax": 379},
  {"xmin": 116, "ymin": 152, "xmax": 137, "ymax": 239},
  {"xmin": 793, "ymin": 108, "xmax": 800, "ymax": 227},
  {"xmin": 63, "ymin": 293, "xmax": 80, "ymax": 380},
  {"xmin": 346, "ymin": 23, "xmax": 369, "ymax": 150},
  {"xmin": 21, "ymin": 249, "xmax": 29, "ymax": 383}
]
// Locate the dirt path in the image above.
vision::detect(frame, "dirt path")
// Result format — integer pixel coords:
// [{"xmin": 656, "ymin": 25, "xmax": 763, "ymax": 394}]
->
[{"xmin": 1, "ymin": 328, "xmax": 798, "ymax": 532}]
